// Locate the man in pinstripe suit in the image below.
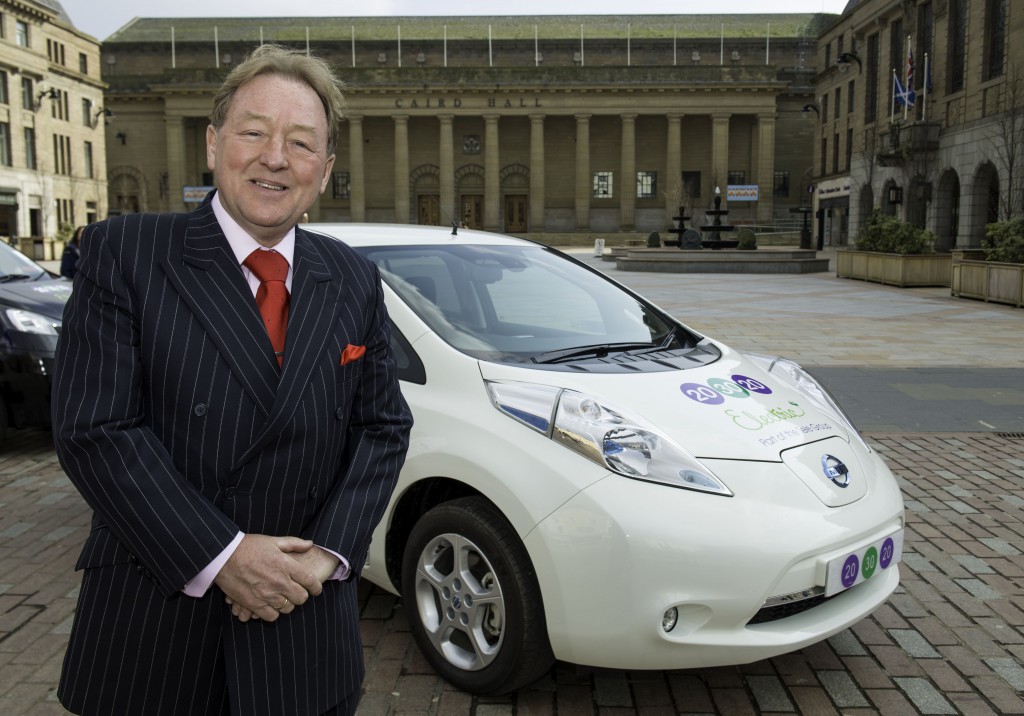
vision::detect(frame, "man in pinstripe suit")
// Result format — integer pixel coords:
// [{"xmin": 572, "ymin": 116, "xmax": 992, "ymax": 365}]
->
[{"xmin": 52, "ymin": 44, "xmax": 412, "ymax": 716}]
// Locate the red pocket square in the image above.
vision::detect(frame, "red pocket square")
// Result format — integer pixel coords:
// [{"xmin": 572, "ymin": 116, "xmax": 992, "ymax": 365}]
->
[{"xmin": 340, "ymin": 344, "xmax": 366, "ymax": 365}]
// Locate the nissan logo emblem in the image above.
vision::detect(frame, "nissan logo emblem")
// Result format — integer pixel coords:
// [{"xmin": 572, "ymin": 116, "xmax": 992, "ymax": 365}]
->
[{"xmin": 821, "ymin": 454, "xmax": 850, "ymax": 488}]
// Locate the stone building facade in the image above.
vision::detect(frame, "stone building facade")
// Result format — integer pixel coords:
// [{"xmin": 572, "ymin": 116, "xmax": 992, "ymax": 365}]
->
[
  {"xmin": 811, "ymin": 0, "xmax": 1021, "ymax": 249},
  {"xmin": 0, "ymin": 0, "xmax": 105, "ymax": 257},
  {"xmin": 100, "ymin": 15, "xmax": 831, "ymax": 234}
]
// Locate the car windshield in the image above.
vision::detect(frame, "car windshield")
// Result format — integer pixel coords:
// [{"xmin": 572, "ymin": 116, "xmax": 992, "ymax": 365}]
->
[
  {"xmin": 360, "ymin": 244, "xmax": 703, "ymax": 365},
  {"xmin": 0, "ymin": 241, "xmax": 48, "ymax": 281}
]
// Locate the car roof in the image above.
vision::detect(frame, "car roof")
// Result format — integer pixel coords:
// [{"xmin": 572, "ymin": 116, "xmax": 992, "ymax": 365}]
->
[{"xmin": 302, "ymin": 223, "xmax": 536, "ymax": 249}]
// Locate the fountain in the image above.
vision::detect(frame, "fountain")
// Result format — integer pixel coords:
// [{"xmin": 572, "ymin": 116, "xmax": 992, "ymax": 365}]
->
[
  {"xmin": 699, "ymin": 187, "xmax": 739, "ymax": 249},
  {"xmin": 665, "ymin": 206, "xmax": 701, "ymax": 249}
]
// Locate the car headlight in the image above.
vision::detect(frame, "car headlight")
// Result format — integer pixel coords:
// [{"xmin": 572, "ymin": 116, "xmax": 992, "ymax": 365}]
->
[
  {"xmin": 486, "ymin": 381, "xmax": 732, "ymax": 496},
  {"xmin": 745, "ymin": 353, "xmax": 870, "ymax": 452},
  {"xmin": 4, "ymin": 308, "xmax": 59, "ymax": 335}
]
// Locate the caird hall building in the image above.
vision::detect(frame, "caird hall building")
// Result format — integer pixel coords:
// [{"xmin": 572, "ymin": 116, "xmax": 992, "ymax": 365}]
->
[{"xmin": 100, "ymin": 15, "xmax": 831, "ymax": 235}]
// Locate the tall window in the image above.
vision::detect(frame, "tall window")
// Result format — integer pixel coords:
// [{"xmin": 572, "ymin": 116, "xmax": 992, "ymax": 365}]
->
[
  {"xmin": 846, "ymin": 127, "xmax": 854, "ymax": 171},
  {"xmin": 848, "ymin": 80, "xmax": 856, "ymax": 115},
  {"xmin": 727, "ymin": 170, "xmax": 746, "ymax": 185},
  {"xmin": 84, "ymin": 141, "xmax": 94, "ymax": 178},
  {"xmin": 916, "ymin": 2, "xmax": 934, "ymax": 120},
  {"xmin": 866, "ymin": 33, "xmax": 880, "ymax": 123},
  {"xmin": 820, "ymin": 137, "xmax": 827, "ymax": 176},
  {"xmin": 834, "ymin": 87, "xmax": 841, "ymax": 120},
  {"xmin": 53, "ymin": 134, "xmax": 72, "ymax": 175},
  {"xmin": 682, "ymin": 171, "xmax": 701, "ymax": 200},
  {"xmin": 0, "ymin": 71, "xmax": 7, "ymax": 105},
  {"xmin": 0, "ymin": 123, "xmax": 11, "ymax": 167},
  {"xmin": 331, "ymin": 172, "xmax": 350, "ymax": 199},
  {"xmin": 24, "ymin": 127, "xmax": 36, "ymax": 170},
  {"xmin": 79, "ymin": 52, "xmax": 88, "ymax": 75},
  {"xmin": 21, "ymin": 77, "xmax": 32, "ymax": 110},
  {"xmin": 773, "ymin": 170, "xmax": 790, "ymax": 198},
  {"xmin": 15, "ymin": 20, "xmax": 28, "ymax": 47},
  {"xmin": 821, "ymin": 94, "xmax": 829, "ymax": 124},
  {"xmin": 636, "ymin": 171, "xmax": 657, "ymax": 199},
  {"xmin": 985, "ymin": 0, "xmax": 1007, "ymax": 80},
  {"xmin": 592, "ymin": 171, "xmax": 613, "ymax": 199},
  {"xmin": 82, "ymin": 98, "xmax": 92, "ymax": 126},
  {"xmin": 949, "ymin": 0, "xmax": 967, "ymax": 93},
  {"xmin": 890, "ymin": 19, "xmax": 904, "ymax": 85},
  {"xmin": 832, "ymin": 133, "xmax": 840, "ymax": 174}
]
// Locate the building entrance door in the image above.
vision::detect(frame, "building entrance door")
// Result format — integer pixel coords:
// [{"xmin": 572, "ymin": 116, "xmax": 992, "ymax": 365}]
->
[
  {"xmin": 418, "ymin": 195, "xmax": 440, "ymax": 225},
  {"xmin": 461, "ymin": 195, "xmax": 483, "ymax": 229},
  {"xmin": 504, "ymin": 195, "xmax": 527, "ymax": 232}
]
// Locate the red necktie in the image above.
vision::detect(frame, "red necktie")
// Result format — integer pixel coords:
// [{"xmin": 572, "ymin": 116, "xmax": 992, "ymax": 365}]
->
[{"xmin": 244, "ymin": 249, "xmax": 289, "ymax": 368}]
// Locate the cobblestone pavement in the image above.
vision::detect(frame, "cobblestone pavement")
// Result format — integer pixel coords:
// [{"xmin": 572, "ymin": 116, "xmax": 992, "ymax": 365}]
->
[
  {"xmin": 4, "ymin": 259, "xmax": 1024, "ymax": 714},
  {"xmin": 4, "ymin": 429, "xmax": 1024, "ymax": 715}
]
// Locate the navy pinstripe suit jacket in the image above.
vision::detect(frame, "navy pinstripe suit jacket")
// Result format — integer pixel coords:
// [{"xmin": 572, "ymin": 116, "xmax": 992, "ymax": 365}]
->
[{"xmin": 52, "ymin": 199, "xmax": 412, "ymax": 716}]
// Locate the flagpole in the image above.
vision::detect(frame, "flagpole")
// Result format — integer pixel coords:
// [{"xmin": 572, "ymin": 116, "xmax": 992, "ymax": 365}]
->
[
  {"xmin": 923, "ymin": 52, "xmax": 930, "ymax": 121},
  {"xmin": 904, "ymin": 35, "xmax": 912, "ymax": 122},
  {"xmin": 891, "ymin": 69, "xmax": 897, "ymax": 124}
]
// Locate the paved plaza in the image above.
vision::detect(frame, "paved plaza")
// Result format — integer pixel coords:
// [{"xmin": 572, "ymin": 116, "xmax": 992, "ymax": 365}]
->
[{"xmin": 3, "ymin": 254, "xmax": 1024, "ymax": 714}]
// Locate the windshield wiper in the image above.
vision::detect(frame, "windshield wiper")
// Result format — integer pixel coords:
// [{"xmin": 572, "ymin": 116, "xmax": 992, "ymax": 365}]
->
[
  {"xmin": 533, "ymin": 341, "xmax": 660, "ymax": 364},
  {"xmin": 0, "ymin": 274, "xmax": 32, "ymax": 283}
]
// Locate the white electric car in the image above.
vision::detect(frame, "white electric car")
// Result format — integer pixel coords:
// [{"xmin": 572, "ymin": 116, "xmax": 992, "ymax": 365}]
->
[{"xmin": 312, "ymin": 223, "xmax": 905, "ymax": 695}]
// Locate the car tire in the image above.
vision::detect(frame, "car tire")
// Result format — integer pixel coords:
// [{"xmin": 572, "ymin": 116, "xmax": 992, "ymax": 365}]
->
[{"xmin": 401, "ymin": 496, "xmax": 554, "ymax": 695}]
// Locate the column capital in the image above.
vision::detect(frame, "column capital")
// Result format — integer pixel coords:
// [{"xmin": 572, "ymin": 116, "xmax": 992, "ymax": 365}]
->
[
  {"xmin": 666, "ymin": 113, "xmax": 684, "ymax": 122},
  {"xmin": 483, "ymin": 113, "xmax": 501, "ymax": 122},
  {"xmin": 529, "ymin": 113, "xmax": 546, "ymax": 122},
  {"xmin": 346, "ymin": 113, "xmax": 364, "ymax": 123},
  {"xmin": 575, "ymin": 113, "xmax": 592, "ymax": 121},
  {"xmin": 711, "ymin": 112, "xmax": 732, "ymax": 122},
  {"xmin": 620, "ymin": 114, "xmax": 638, "ymax": 122},
  {"xmin": 392, "ymin": 114, "xmax": 409, "ymax": 123}
]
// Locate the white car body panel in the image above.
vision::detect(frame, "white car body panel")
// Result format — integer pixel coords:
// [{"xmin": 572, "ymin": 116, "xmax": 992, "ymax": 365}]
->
[{"xmin": 308, "ymin": 223, "xmax": 905, "ymax": 674}]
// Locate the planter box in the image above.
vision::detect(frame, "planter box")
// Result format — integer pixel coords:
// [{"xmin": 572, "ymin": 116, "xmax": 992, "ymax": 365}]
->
[
  {"xmin": 951, "ymin": 257, "xmax": 1024, "ymax": 308},
  {"xmin": 836, "ymin": 250, "xmax": 951, "ymax": 287}
]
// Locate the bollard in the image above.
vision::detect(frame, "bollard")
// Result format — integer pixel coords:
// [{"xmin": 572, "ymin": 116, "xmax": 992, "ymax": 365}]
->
[{"xmin": 593, "ymin": 238, "xmax": 605, "ymax": 257}]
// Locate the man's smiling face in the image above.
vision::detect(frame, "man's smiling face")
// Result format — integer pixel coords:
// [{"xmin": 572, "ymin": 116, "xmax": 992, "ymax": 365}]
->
[{"xmin": 206, "ymin": 73, "xmax": 335, "ymax": 246}]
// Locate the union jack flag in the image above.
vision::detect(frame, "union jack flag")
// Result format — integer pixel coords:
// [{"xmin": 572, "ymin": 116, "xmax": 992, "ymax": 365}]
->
[{"xmin": 904, "ymin": 38, "xmax": 916, "ymax": 107}]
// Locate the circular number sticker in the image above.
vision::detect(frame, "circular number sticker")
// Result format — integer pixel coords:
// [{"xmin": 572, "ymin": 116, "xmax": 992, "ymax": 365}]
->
[
  {"xmin": 841, "ymin": 554, "xmax": 860, "ymax": 590},
  {"xmin": 731, "ymin": 374, "xmax": 773, "ymax": 395},
  {"xmin": 861, "ymin": 546, "xmax": 878, "ymax": 580},
  {"xmin": 680, "ymin": 383, "xmax": 724, "ymax": 405},
  {"xmin": 879, "ymin": 537, "xmax": 895, "ymax": 570},
  {"xmin": 707, "ymin": 377, "xmax": 750, "ymax": 399}
]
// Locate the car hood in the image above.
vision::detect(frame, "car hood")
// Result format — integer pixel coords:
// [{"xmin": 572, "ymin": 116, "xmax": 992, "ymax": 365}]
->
[
  {"xmin": 478, "ymin": 342, "xmax": 851, "ymax": 463},
  {"xmin": 0, "ymin": 278, "xmax": 72, "ymax": 320}
]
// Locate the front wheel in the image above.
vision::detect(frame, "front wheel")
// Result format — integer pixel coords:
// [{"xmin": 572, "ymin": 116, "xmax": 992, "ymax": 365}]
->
[{"xmin": 401, "ymin": 496, "xmax": 554, "ymax": 694}]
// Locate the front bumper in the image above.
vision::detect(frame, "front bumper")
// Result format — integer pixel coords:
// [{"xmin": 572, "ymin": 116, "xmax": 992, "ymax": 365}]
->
[{"xmin": 524, "ymin": 448, "xmax": 904, "ymax": 670}]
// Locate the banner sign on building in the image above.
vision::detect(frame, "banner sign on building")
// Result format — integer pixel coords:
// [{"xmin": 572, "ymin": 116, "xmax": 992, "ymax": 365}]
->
[
  {"xmin": 726, "ymin": 185, "xmax": 759, "ymax": 201},
  {"xmin": 183, "ymin": 186, "xmax": 215, "ymax": 204}
]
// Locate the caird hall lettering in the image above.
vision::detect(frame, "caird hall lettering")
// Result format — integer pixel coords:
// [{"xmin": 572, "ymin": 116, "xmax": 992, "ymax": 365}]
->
[{"xmin": 393, "ymin": 97, "xmax": 543, "ymax": 109}]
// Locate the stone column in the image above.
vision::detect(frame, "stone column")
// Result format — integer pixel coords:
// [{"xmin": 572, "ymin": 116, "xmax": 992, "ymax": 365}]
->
[
  {"xmin": 438, "ymin": 114, "xmax": 455, "ymax": 225},
  {"xmin": 575, "ymin": 114, "xmax": 591, "ymax": 229},
  {"xmin": 348, "ymin": 115, "xmax": 365, "ymax": 222},
  {"xmin": 393, "ymin": 114, "xmax": 410, "ymax": 224},
  {"xmin": 165, "ymin": 114, "xmax": 186, "ymax": 212},
  {"xmin": 666, "ymin": 114, "xmax": 682, "ymax": 223},
  {"xmin": 711, "ymin": 113, "xmax": 731, "ymax": 196},
  {"xmin": 484, "ymin": 114, "xmax": 500, "ymax": 230},
  {"xmin": 529, "ymin": 114, "xmax": 546, "ymax": 231},
  {"xmin": 756, "ymin": 113, "xmax": 776, "ymax": 223},
  {"xmin": 620, "ymin": 114, "xmax": 637, "ymax": 230}
]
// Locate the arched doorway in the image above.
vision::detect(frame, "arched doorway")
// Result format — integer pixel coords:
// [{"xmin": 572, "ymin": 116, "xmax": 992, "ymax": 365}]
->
[
  {"xmin": 500, "ymin": 163, "xmax": 530, "ymax": 233},
  {"xmin": 410, "ymin": 164, "xmax": 441, "ymax": 226},
  {"xmin": 935, "ymin": 169, "xmax": 960, "ymax": 252},
  {"xmin": 455, "ymin": 164, "xmax": 485, "ymax": 229},
  {"xmin": 967, "ymin": 162, "xmax": 999, "ymax": 247},
  {"xmin": 107, "ymin": 166, "xmax": 148, "ymax": 215}
]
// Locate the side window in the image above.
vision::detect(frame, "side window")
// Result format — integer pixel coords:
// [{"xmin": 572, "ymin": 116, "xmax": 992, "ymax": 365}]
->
[{"xmin": 390, "ymin": 325, "xmax": 426, "ymax": 385}]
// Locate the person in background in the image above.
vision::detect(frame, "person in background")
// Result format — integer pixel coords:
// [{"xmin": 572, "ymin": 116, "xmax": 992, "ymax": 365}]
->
[
  {"xmin": 51, "ymin": 44, "xmax": 412, "ymax": 716},
  {"xmin": 60, "ymin": 226, "xmax": 84, "ymax": 279}
]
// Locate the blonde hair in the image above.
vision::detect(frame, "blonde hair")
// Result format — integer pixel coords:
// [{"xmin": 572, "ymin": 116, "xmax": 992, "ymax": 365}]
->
[{"xmin": 210, "ymin": 44, "xmax": 344, "ymax": 151}]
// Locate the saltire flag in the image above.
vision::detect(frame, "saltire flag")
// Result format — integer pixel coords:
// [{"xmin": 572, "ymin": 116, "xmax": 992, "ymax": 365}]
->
[
  {"xmin": 904, "ymin": 38, "xmax": 916, "ymax": 107},
  {"xmin": 894, "ymin": 71, "xmax": 913, "ymax": 108}
]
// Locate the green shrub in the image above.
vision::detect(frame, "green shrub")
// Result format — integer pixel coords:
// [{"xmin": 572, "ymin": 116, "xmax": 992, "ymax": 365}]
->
[
  {"xmin": 984, "ymin": 220, "xmax": 1024, "ymax": 264},
  {"xmin": 855, "ymin": 211, "xmax": 936, "ymax": 254}
]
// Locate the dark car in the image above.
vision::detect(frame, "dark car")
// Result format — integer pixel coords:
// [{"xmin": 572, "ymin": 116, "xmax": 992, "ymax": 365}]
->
[{"xmin": 0, "ymin": 240, "xmax": 71, "ymax": 439}]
